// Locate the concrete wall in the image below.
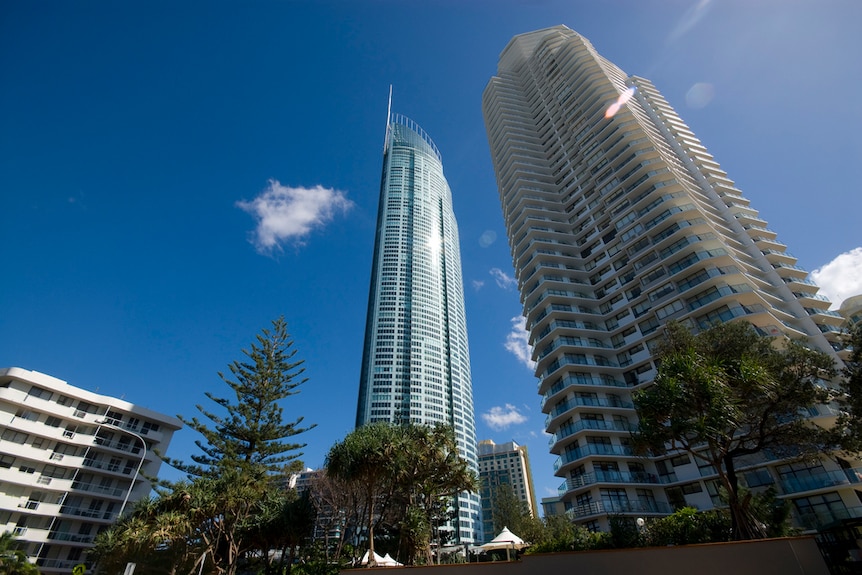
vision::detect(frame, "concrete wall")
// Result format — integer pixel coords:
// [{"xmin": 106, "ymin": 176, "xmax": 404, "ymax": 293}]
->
[{"xmin": 344, "ymin": 537, "xmax": 829, "ymax": 575}]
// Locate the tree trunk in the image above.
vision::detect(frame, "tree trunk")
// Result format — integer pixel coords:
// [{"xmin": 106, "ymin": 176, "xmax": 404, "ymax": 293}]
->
[{"xmin": 723, "ymin": 454, "xmax": 766, "ymax": 540}]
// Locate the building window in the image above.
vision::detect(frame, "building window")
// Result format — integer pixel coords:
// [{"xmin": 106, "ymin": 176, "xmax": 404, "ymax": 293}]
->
[{"xmin": 27, "ymin": 386, "xmax": 51, "ymax": 400}]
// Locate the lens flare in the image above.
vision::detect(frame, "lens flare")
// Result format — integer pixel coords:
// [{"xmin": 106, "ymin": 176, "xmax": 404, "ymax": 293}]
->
[
  {"xmin": 685, "ymin": 82, "xmax": 714, "ymax": 109},
  {"xmin": 605, "ymin": 87, "xmax": 636, "ymax": 119}
]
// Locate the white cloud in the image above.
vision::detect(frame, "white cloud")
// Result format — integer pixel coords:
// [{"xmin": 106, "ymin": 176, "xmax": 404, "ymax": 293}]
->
[
  {"xmin": 472, "ymin": 280, "xmax": 485, "ymax": 291},
  {"xmin": 504, "ymin": 316, "xmax": 535, "ymax": 370},
  {"xmin": 811, "ymin": 247, "xmax": 862, "ymax": 309},
  {"xmin": 490, "ymin": 267, "xmax": 518, "ymax": 290},
  {"xmin": 237, "ymin": 179, "xmax": 353, "ymax": 254},
  {"xmin": 481, "ymin": 404, "xmax": 527, "ymax": 431}
]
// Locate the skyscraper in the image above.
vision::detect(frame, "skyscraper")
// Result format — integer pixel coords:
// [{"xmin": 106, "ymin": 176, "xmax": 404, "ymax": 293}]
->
[
  {"xmin": 483, "ymin": 26, "xmax": 847, "ymax": 531},
  {"xmin": 356, "ymin": 111, "xmax": 481, "ymax": 543},
  {"xmin": 477, "ymin": 439, "xmax": 537, "ymax": 537}
]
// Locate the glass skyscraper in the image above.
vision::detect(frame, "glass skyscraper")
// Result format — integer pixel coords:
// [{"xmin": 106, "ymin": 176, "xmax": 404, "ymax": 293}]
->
[
  {"xmin": 356, "ymin": 112, "xmax": 481, "ymax": 543},
  {"xmin": 483, "ymin": 26, "xmax": 848, "ymax": 531}
]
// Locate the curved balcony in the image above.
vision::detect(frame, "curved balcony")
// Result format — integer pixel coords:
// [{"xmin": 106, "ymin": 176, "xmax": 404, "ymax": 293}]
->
[
  {"xmin": 559, "ymin": 470, "xmax": 661, "ymax": 494},
  {"xmin": 780, "ymin": 468, "xmax": 862, "ymax": 495},
  {"xmin": 545, "ymin": 396, "xmax": 634, "ymax": 429},
  {"xmin": 549, "ymin": 418, "xmax": 633, "ymax": 448},
  {"xmin": 554, "ymin": 443, "xmax": 636, "ymax": 471}
]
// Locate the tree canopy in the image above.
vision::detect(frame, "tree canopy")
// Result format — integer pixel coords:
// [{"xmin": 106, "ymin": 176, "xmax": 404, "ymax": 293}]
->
[
  {"xmin": 325, "ymin": 422, "xmax": 477, "ymax": 566},
  {"xmin": 632, "ymin": 320, "xmax": 835, "ymax": 540},
  {"xmin": 163, "ymin": 316, "xmax": 314, "ymax": 479},
  {"xmin": 0, "ymin": 531, "xmax": 40, "ymax": 575},
  {"xmin": 92, "ymin": 318, "xmax": 316, "ymax": 575},
  {"xmin": 826, "ymin": 324, "xmax": 862, "ymax": 454}
]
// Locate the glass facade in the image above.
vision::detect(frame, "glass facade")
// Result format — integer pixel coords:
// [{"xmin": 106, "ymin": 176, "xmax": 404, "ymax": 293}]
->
[{"xmin": 356, "ymin": 114, "xmax": 481, "ymax": 543}]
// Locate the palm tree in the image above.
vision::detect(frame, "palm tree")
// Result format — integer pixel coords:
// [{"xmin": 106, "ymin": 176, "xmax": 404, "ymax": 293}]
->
[
  {"xmin": 326, "ymin": 422, "xmax": 402, "ymax": 566},
  {"xmin": 0, "ymin": 531, "xmax": 40, "ymax": 575}
]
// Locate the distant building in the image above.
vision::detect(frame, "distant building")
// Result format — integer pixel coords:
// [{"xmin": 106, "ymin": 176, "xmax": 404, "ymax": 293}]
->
[
  {"xmin": 840, "ymin": 295, "xmax": 862, "ymax": 328},
  {"xmin": 355, "ymin": 111, "xmax": 481, "ymax": 543},
  {"xmin": 477, "ymin": 440, "xmax": 537, "ymax": 537},
  {"xmin": 540, "ymin": 496, "xmax": 565, "ymax": 518},
  {"xmin": 0, "ymin": 367, "xmax": 180, "ymax": 572},
  {"xmin": 482, "ymin": 25, "xmax": 852, "ymax": 532}
]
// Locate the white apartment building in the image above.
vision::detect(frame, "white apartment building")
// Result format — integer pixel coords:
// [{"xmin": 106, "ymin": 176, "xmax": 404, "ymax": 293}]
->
[
  {"xmin": 0, "ymin": 367, "xmax": 180, "ymax": 572},
  {"xmin": 482, "ymin": 26, "xmax": 851, "ymax": 532},
  {"xmin": 477, "ymin": 440, "xmax": 537, "ymax": 538}
]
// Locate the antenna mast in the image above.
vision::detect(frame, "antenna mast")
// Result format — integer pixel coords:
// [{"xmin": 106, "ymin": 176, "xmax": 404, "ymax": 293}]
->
[{"xmin": 383, "ymin": 85, "xmax": 392, "ymax": 154}]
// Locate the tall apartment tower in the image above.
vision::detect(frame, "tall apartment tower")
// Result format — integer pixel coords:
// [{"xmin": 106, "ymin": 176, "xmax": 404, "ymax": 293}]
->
[
  {"xmin": 482, "ymin": 26, "xmax": 847, "ymax": 531},
  {"xmin": 0, "ymin": 367, "xmax": 181, "ymax": 572},
  {"xmin": 356, "ymin": 112, "xmax": 481, "ymax": 543},
  {"xmin": 477, "ymin": 439, "xmax": 537, "ymax": 537}
]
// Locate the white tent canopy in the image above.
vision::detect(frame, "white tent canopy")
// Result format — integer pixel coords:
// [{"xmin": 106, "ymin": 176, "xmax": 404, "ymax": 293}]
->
[
  {"xmin": 381, "ymin": 553, "xmax": 402, "ymax": 566},
  {"xmin": 359, "ymin": 549, "xmax": 402, "ymax": 567},
  {"xmin": 479, "ymin": 526, "xmax": 528, "ymax": 550},
  {"xmin": 359, "ymin": 550, "xmax": 386, "ymax": 565}
]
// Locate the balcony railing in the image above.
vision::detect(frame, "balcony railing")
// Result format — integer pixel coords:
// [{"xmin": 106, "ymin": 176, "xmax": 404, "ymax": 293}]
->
[
  {"xmin": 60, "ymin": 505, "xmax": 116, "ymax": 521},
  {"xmin": 554, "ymin": 444, "xmax": 636, "ymax": 470},
  {"xmin": 559, "ymin": 470, "xmax": 660, "ymax": 493},
  {"xmin": 546, "ymin": 397, "xmax": 634, "ymax": 427},
  {"xmin": 71, "ymin": 480, "xmax": 127, "ymax": 498},
  {"xmin": 49, "ymin": 531, "xmax": 95, "ymax": 544},
  {"xmin": 541, "ymin": 373, "xmax": 632, "ymax": 404},
  {"xmin": 795, "ymin": 505, "xmax": 862, "ymax": 530},
  {"xmin": 780, "ymin": 468, "xmax": 862, "ymax": 495},
  {"xmin": 93, "ymin": 436, "xmax": 143, "ymax": 455},
  {"xmin": 568, "ymin": 499, "xmax": 673, "ymax": 519},
  {"xmin": 549, "ymin": 419, "xmax": 633, "ymax": 446}
]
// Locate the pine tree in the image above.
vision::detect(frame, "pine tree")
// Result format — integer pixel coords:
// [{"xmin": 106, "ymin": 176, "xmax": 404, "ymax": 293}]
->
[
  {"xmin": 156, "ymin": 317, "xmax": 316, "ymax": 575},
  {"xmin": 164, "ymin": 316, "xmax": 314, "ymax": 479}
]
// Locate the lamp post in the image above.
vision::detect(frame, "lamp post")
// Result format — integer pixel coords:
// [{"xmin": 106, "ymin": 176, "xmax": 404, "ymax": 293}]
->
[{"xmin": 97, "ymin": 420, "xmax": 147, "ymax": 519}]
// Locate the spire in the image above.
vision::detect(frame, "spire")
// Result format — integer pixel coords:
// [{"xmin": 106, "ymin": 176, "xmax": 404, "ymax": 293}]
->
[{"xmin": 383, "ymin": 85, "xmax": 393, "ymax": 154}]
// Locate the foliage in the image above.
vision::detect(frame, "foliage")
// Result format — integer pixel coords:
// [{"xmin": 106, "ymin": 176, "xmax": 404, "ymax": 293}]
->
[
  {"xmin": 303, "ymin": 471, "xmax": 365, "ymax": 565},
  {"xmin": 522, "ymin": 515, "xmax": 600, "ymax": 554},
  {"xmin": 325, "ymin": 422, "xmax": 403, "ymax": 566},
  {"xmin": 633, "ymin": 321, "xmax": 835, "ymax": 540},
  {"xmin": 640, "ymin": 507, "xmax": 731, "ymax": 546},
  {"xmin": 606, "ymin": 516, "xmax": 641, "ymax": 549},
  {"xmin": 163, "ymin": 316, "xmax": 314, "ymax": 478},
  {"xmin": 0, "ymin": 531, "xmax": 40, "ymax": 575},
  {"xmin": 91, "ymin": 318, "xmax": 315, "ymax": 575},
  {"xmin": 490, "ymin": 483, "xmax": 531, "ymax": 536},
  {"xmin": 827, "ymin": 324, "xmax": 862, "ymax": 454},
  {"xmin": 324, "ymin": 422, "xmax": 477, "ymax": 567},
  {"xmin": 243, "ymin": 489, "xmax": 317, "ymax": 575}
]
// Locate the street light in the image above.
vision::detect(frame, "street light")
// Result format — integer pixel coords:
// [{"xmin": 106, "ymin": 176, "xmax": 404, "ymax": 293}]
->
[{"xmin": 97, "ymin": 420, "xmax": 147, "ymax": 519}]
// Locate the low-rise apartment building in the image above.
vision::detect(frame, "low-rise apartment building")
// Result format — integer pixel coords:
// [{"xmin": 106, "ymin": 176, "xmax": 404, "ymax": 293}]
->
[{"xmin": 0, "ymin": 367, "xmax": 181, "ymax": 572}]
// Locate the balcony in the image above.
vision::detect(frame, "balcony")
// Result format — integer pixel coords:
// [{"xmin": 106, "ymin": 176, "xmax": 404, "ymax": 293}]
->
[
  {"xmin": 59, "ymin": 504, "xmax": 117, "ymax": 522},
  {"xmin": 568, "ymin": 499, "xmax": 673, "ymax": 519},
  {"xmin": 71, "ymin": 479, "xmax": 127, "ymax": 498},
  {"xmin": 48, "ymin": 531, "xmax": 95, "ymax": 544},
  {"xmin": 541, "ymin": 373, "xmax": 631, "ymax": 405},
  {"xmin": 554, "ymin": 443, "xmax": 636, "ymax": 470},
  {"xmin": 794, "ymin": 505, "xmax": 862, "ymax": 530},
  {"xmin": 93, "ymin": 436, "xmax": 145, "ymax": 456},
  {"xmin": 542, "ymin": 354, "xmax": 619, "ymax": 379},
  {"xmin": 545, "ymin": 396, "xmax": 635, "ymax": 428},
  {"xmin": 549, "ymin": 418, "xmax": 633, "ymax": 447},
  {"xmin": 780, "ymin": 468, "xmax": 862, "ymax": 495},
  {"xmin": 561, "ymin": 470, "xmax": 661, "ymax": 492}
]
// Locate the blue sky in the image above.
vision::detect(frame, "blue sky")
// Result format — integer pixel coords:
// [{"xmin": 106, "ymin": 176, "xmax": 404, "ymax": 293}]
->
[{"xmin": 3, "ymin": 0, "xmax": 861, "ymax": 505}]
